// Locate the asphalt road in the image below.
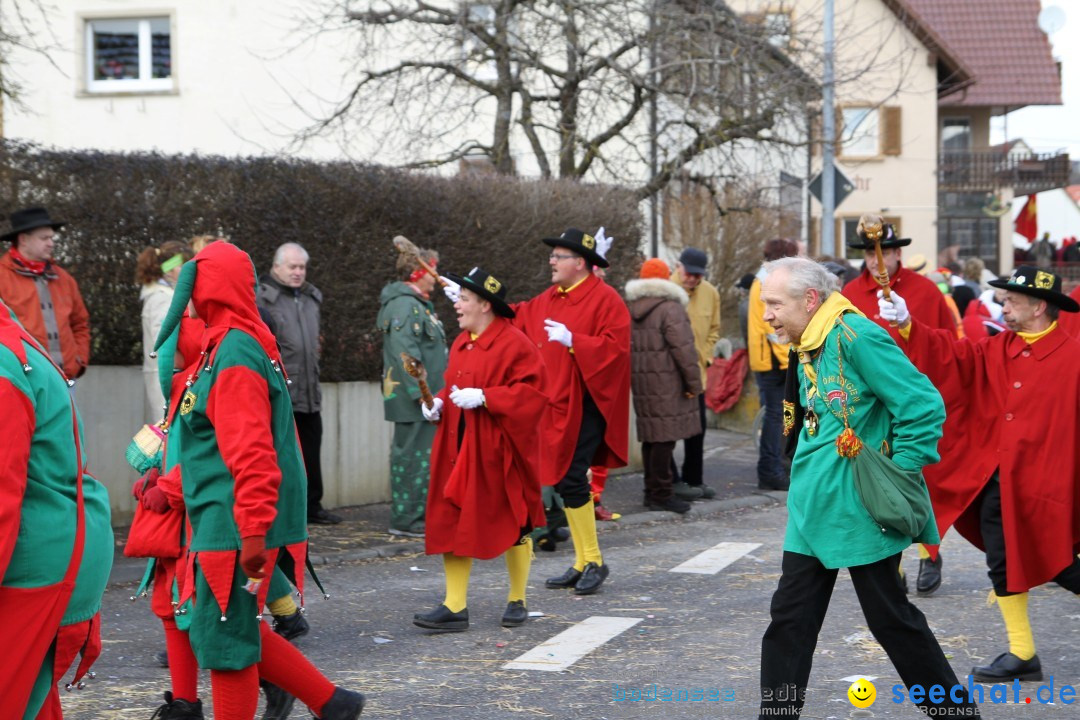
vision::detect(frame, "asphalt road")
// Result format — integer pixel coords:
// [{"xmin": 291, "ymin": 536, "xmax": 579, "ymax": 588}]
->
[{"xmin": 61, "ymin": 497, "xmax": 1080, "ymax": 719}]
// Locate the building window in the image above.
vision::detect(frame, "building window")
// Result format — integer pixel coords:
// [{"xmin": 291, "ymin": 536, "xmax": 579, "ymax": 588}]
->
[
  {"xmin": 86, "ymin": 17, "xmax": 172, "ymax": 93},
  {"xmin": 840, "ymin": 107, "xmax": 879, "ymax": 157},
  {"xmin": 941, "ymin": 118, "xmax": 971, "ymax": 152}
]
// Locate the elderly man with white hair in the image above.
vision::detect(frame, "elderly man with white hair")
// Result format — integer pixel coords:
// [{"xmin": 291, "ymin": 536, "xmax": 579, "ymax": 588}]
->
[
  {"xmin": 257, "ymin": 242, "xmax": 339, "ymax": 525},
  {"xmin": 756, "ymin": 257, "xmax": 979, "ymax": 720}
]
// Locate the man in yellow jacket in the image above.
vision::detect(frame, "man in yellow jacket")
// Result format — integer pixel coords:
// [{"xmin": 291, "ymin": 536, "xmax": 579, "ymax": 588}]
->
[
  {"xmin": 747, "ymin": 239, "xmax": 799, "ymax": 490},
  {"xmin": 670, "ymin": 247, "xmax": 721, "ymax": 499}
]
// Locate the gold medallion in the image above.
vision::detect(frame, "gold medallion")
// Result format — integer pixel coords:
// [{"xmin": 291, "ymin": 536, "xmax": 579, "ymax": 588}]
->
[{"xmin": 180, "ymin": 391, "xmax": 197, "ymax": 416}]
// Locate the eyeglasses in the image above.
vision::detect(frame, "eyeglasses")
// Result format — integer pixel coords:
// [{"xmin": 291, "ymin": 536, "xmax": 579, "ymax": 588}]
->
[{"xmin": 549, "ymin": 252, "xmax": 577, "ymax": 262}]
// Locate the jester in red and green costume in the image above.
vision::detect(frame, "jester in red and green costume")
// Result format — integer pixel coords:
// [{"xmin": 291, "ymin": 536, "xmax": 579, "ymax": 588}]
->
[
  {"xmin": 151, "ymin": 241, "xmax": 365, "ymax": 720},
  {"xmin": 0, "ymin": 300, "xmax": 113, "ymax": 719}
]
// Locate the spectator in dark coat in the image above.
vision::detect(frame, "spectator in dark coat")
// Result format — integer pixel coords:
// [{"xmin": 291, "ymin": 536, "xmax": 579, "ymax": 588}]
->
[
  {"xmin": 257, "ymin": 242, "xmax": 340, "ymax": 524},
  {"xmin": 626, "ymin": 259, "xmax": 703, "ymax": 514}
]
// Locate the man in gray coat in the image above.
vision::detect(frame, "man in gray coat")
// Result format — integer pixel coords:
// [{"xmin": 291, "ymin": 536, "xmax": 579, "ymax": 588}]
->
[{"xmin": 257, "ymin": 242, "xmax": 340, "ymax": 524}]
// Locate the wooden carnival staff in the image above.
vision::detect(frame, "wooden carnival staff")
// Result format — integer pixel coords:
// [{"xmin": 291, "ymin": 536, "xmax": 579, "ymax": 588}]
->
[
  {"xmin": 393, "ymin": 235, "xmax": 447, "ymax": 287},
  {"xmin": 861, "ymin": 216, "xmax": 898, "ymax": 328},
  {"xmin": 399, "ymin": 352, "xmax": 435, "ymax": 409}
]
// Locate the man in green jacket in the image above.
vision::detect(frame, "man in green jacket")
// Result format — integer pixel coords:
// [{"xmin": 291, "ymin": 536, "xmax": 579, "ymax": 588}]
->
[
  {"xmin": 377, "ymin": 246, "xmax": 448, "ymax": 537},
  {"xmin": 756, "ymin": 257, "xmax": 979, "ymax": 720}
]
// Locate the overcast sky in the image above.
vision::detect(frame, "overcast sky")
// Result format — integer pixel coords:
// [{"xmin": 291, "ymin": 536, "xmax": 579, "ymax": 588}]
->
[{"xmin": 990, "ymin": 1, "xmax": 1078, "ymax": 156}]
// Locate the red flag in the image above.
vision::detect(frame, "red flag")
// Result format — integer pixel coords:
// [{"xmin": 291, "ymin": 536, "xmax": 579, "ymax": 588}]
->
[{"xmin": 1014, "ymin": 194, "xmax": 1038, "ymax": 242}]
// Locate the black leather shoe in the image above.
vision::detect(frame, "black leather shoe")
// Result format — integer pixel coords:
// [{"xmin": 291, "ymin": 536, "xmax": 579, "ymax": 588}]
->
[
  {"xmin": 645, "ymin": 497, "xmax": 691, "ymax": 514},
  {"xmin": 308, "ymin": 508, "xmax": 343, "ymax": 525},
  {"xmin": 574, "ymin": 561, "xmax": 610, "ymax": 595},
  {"xmin": 501, "ymin": 600, "xmax": 528, "ymax": 628},
  {"xmin": 272, "ymin": 609, "xmax": 310, "ymax": 641},
  {"xmin": 916, "ymin": 554, "xmax": 943, "ymax": 596},
  {"xmin": 971, "ymin": 652, "xmax": 1043, "ymax": 683},
  {"xmin": 318, "ymin": 686, "xmax": 366, "ymax": 719},
  {"xmin": 413, "ymin": 604, "xmax": 469, "ymax": 632},
  {"xmin": 150, "ymin": 691, "xmax": 204, "ymax": 720},
  {"xmin": 259, "ymin": 679, "xmax": 295, "ymax": 720},
  {"xmin": 757, "ymin": 475, "xmax": 790, "ymax": 491},
  {"xmin": 545, "ymin": 566, "xmax": 582, "ymax": 589}
]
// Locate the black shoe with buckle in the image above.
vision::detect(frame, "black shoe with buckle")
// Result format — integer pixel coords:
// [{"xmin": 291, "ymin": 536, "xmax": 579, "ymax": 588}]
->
[
  {"xmin": 545, "ymin": 566, "xmax": 582, "ymax": 589},
  {"xmin": 150, "ymin": 692, "xmax": 204, "ymax": 720},
  {"xmin": 308, "ymin": 508, "xmax": 342, "ymax": 525},
  {"xmin": 574, "ymin": 561, "xmax": 610, "ymax": 595},
  {"xmin": 318, "ymin": 686, "xmax": 366, "ymax": 720},
  {"xmin": 916, "ymin": 554, "xmax": 943, "ymax": 596},
  {"xmin": 272, "ymin": 609, "xmax": 310, "ymax": 641},
  {"xmin": 413, "ymin": 604, "xmax": 469, "ymax": 632},
  {"xmin": 259, "ymin": 679, "xmax": 296, "ymax": 720},
  {"xmin": 971, "ymin": 652, "xmax": 1043, "ymax": 683},
  {"xmin": 501, "ymin": 600, "xmax": 528, "ymax": 628}
]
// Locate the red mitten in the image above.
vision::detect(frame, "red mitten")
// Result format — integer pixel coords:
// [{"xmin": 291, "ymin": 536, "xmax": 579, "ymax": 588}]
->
[
  {"xmin": 140, "ymin": 485, "xmax": 171, "ymax": 513},
  {"xmin": 131, "ymin": 467, "xmax": 161, "ymax": 500},
  {"xmin": 239, "ymin": 535, "xmax": 269, "ymax": 579}
]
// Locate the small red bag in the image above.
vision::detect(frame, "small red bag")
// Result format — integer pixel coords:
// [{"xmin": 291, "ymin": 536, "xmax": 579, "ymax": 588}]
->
[{"xmin": 124, "ymin": 474, "xmax": 183, "ymax": 559}]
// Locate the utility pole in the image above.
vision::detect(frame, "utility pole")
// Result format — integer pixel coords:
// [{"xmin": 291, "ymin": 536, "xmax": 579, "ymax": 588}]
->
[
  {"xmin": 648, "ymin": 1, "xmax": 659, "ymax": 258},
  {"xmin": 821, "ymin": 0, "xmax": 836, "ymax": 256}
]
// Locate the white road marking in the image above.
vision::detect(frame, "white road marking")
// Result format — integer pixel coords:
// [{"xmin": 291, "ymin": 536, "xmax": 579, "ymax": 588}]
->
[
  {"xmin": 669, "ymin": 541, "xmax": 763, "ymax": 575},
  {"xmin": 503, "ymin": 616, "xmax": 643, "ymax": 672}
]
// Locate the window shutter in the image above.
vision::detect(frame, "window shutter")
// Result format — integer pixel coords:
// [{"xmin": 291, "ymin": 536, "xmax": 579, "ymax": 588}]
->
[{"xmin": 882, "ymin": 106, "xmax": 902, "ymax": 156}]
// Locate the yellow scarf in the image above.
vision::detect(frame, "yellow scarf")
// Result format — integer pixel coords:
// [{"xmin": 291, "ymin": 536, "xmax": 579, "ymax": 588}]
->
[
  {"xmin": 797, "ymin": 293, "xmax": 864, "ymax": 355},
  {"xmin": 1017, "ymin": 321, "xmax": 1057, "ymax": 344}
]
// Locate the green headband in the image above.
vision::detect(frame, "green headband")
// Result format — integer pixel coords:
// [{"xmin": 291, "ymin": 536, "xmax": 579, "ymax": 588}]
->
[{"xmin": 160, "ymin": 254, "xmax": 185, "ymax": 274}]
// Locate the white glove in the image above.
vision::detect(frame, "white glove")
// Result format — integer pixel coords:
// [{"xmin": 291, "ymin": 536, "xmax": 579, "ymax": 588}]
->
[
  {"xmin": 544, "ymin": 318, "xmax": 573, "ymax": 348},
  {"xmin": 422, "ymin": 396, "xmax": 443, "ymax": 422},
  {"xmin": 876, "ymin": 290, "xmax": 910, "ymax": 326},
  {"xmin": 595, "ymin": 226, "xmax": 613, "ymax": 260},
  {"xmin": 441, "ymin": 276, "xmax": 461, "ymax": 303},
  {"xmin": 449, "ymin": 386, "xmax": 485, "ymax": 409}
]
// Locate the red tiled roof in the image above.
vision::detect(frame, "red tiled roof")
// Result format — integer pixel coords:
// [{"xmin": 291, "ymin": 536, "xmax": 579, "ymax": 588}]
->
[
  {"xmin": 904, "ymin": 0, "xmax": 1061, "ymax": 108},
  {"xmin": 879, "ymin": 0, "xmax": 975, "ymax": 97},
  {"xmin": 1067, "ymin": 185, "xmax": 1080, "ymax": 207}
]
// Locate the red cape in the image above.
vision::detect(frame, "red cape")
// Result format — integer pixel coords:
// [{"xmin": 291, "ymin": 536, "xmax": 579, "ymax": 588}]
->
[
  {"xmin": 426, "ymin": 318, "xmax": 548, "ymax": 559},
  {"xmin": 900, "ymin": 321, "xmax": 1080, "ymax": 592},
  {"xmin": 844, "ymin": 267, "xmax": 961, "ymax": 558},
  {"xmin": 511, "ymin": 274, "xmax": 631, "ymax": 485},
  {"xmin": 1059, "ymin": 286, "xmax": 1080, "ymax": 338}
]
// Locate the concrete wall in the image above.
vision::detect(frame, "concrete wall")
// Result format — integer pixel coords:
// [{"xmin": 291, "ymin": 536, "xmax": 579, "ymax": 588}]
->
[{"xmin": 76, "ymin": 366, "xmax": 642, "ymax": 524}]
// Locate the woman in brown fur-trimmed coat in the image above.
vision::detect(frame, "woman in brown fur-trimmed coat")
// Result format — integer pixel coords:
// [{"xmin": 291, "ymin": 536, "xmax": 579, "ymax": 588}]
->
[{"xmin": 626, "ymin": 258, "xmax": 703, "ymax": 514}]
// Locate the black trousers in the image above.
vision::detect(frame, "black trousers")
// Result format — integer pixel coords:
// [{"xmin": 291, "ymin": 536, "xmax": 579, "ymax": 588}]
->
[
  {"xmin": 555, "ymin": 393, "xmax": 606, "ymax": 508},
  {"xmin": 672, "ymin": 393, "xmax": 706, "ymax": 486},
  {"xmin": 755, "ymin": 369, "xmax": 787, "ymax": 482},
  {"xmin": 294, "ymin": 411, "xmax": 324, "ymax": 515},
  {"xmin": 978, "ymin": 473, "xmax": 1080, "ymax": 596},
  {"xmin": 760, "ymin": 551, "xmax": 979, "ymax": 719},
  {"xmin": 642, "ymin": 441, "xmax": 676, "ymax": 503}
]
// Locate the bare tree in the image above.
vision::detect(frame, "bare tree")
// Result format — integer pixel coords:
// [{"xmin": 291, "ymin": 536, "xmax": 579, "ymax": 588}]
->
[
  {"xmin": 290, "ymin": 0, "xmax": 923, "ymax": 204},
  {"xmin": 0, "ymin": 1, "xmax": 63, "ymax": 109}
]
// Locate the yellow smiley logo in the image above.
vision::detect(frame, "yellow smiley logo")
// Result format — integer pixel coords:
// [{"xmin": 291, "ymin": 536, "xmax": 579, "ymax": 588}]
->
[{"xmin": 847, "ymin": 678, "xmax": 876, "ymax": 708}]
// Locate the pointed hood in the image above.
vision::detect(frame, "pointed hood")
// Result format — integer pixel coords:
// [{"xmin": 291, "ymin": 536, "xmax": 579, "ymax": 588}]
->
[{"xmin": 154, "ymin": 241, "xmax": 280, "ymax": 365}]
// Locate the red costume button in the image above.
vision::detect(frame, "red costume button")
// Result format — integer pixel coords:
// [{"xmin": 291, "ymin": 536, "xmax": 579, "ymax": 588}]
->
[
  {"xmin": 1005, "ymin": 413, "xmax": 1014, "ymax": 421},
  {"xmin": 1022, "ymin": 350, "xmax": 1031, "ymax": 357},
  {"xmin": 1013, "ymin": 381, "xmax": 1021, "ymax": 389}
]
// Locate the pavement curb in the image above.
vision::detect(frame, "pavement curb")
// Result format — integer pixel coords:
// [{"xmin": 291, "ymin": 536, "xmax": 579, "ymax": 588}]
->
[{"xmin": 107, "ymin": 490, "xmax": 786, "ymax": 586}]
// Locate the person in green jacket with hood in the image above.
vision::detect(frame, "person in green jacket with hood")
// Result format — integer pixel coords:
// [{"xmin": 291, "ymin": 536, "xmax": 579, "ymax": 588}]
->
[
  {"xmin": 377, "ymin": 246, "xmax": 448, "ymax": 537},
  {"xmin": 756, "ymin": 257, "xmax": 980, "ymax": 720}
]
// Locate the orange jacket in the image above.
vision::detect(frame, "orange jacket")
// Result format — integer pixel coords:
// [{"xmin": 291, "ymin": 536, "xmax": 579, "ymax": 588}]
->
[{"xmin": 0, "ymin": 250, "xmax": 90, "ymax": 377}]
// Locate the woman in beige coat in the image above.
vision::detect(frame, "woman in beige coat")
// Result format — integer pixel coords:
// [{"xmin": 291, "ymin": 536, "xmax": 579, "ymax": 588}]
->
[
  {"xmin": 136, "ymin": 240, "xmax": 193, "ymax": 422},
  {"xmin": 626, "ymin": 258, "xmax": 703, "ymax": 513}
]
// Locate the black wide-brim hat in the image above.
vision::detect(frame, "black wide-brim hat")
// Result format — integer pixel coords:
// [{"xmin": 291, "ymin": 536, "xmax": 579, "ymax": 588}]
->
[
  {"xmin": 2, "ymin": 207, "xmax": 66, "ymax": 243},
  {"xmin": 541, "ymin": 227, "xmax": 609, "ymax": 268},
  {"xmin": 446, "ymin": 267, "xmax": 515, "ymax": 318},
  {"xmin": 846, "ymin": 222, "xmax": 911, "ymax": 250},
  {"xmin": 988, "ymin": 265, "xmax": 1079, "ymax": 312}
]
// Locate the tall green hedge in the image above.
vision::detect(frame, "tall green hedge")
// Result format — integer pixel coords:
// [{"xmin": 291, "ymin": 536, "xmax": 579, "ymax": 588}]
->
[{"xmin": 0, "ymin": 141, "xmax": 643, "ymax": 381}]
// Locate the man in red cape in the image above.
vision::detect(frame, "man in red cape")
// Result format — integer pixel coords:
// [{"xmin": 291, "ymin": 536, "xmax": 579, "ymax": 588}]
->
[
  {"xmin": 508, "ymin": 228, "xmax": 630, "ymax": 596},
  {"xmin": 880, "ymin": 265, "xmax": 1080, "ymax": 683},
  {"xmin": 414, "ymin": 267, "xmax": 548, "ymax": 632},
  {"xmin": 841, "ymin": 217, "xmax": 960, "ymax": 597}
]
